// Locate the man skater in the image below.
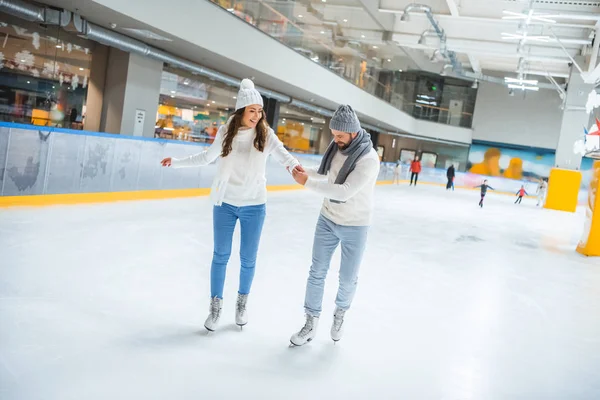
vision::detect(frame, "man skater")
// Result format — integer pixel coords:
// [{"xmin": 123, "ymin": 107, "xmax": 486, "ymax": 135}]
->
[
  {"xmin": 446, "ymin": 164, "xmax": 455, "ymax": 190},
  {"xmin": 410, "ymin": 157, "xmax": 421, "ymax": 186},
  {"xmin": 536, "ymin": 179, "xmax": 548, "ymax": 207},
  {"xmin": 289, "ymin": 105, "xmax": 380, "ymax": 346}
]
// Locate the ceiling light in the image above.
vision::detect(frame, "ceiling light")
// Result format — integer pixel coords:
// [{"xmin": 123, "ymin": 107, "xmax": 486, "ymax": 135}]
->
[
  {"xmin": 343, "ymin": 19, "xmax": 348, "ymax": 22},
  {"xmin": 322, "ymin": 0, "xmax": 326, "ymax": 2},
  {"xmin": 170, "ymin": 95, "xmax": 175, "ymax": 98},
  {"xmin": 212, "ymin": 100, "xmax": 216, "ymax": 103},
  {"xmin": 56, "ymin": 44, "xmax": 61, "ymax": 48},
  {"xmin": 508, "ymin": 83, "xmax": 539, "ymax": 91},
  {"xmin": 504, "ymin": 77, "xmax": 538, "ymax": 85},
  {"xmin": 233, "ymin": 96, "xmax": 237, "ymax": 99},
  {"xmin": 502, "ymin": 10, "xmax": 556, "ymax": 24},
  {"xmin": 298, "ymin": 14, "xmax": 303, "ymax": 18},
  {"xmin": 21, "ymin": 59, "xmax": 25, "ymax": 62},
  {"xmin": 361, "ymin": 34, "xmax": 365, "ymax": 38},
  {"xmin": 373, "ymin": 46, "xmax": 378, "ymax": 49},
  {"xmin": 79, "ymin": 67, "xmax": 84, "ymax": 71},
  {"xmin": 320, "ymin": 31, "xmax": 325, "ymax": 34},
  {"xmin": 501, "ymin": 32, "xmax": 549, "ymax": 42},
  {"xmin": 387, "ymin": 59, "xmax": 391, "ymax": 62},
  {"xmin": 207, "ymin": 103, "xmax": 210, "ymax": 106},
  {"xmin": 171, "ymin": 90, "xmax": 176, "ymax": 94},
  {"xmin": 27, "ymin": 81, "xmax": 30, "ymax": 84}
]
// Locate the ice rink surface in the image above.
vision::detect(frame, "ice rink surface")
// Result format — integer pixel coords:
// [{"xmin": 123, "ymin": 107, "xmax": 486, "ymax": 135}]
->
[{"xmin": 1, "ymin": 184, "xmax": 599, "ymax": 400}]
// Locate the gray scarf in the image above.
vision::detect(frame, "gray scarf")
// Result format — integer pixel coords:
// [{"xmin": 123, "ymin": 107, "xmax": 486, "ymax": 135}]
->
[{"xmin": 317, "ymin": 129, "xmax": 373, "ymax": 203}]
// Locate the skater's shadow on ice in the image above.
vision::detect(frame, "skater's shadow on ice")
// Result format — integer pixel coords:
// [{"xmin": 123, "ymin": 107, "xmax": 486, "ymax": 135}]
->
[{"xmin": 265, "ymin": 343, "xmax": 341, "ymax": 378}]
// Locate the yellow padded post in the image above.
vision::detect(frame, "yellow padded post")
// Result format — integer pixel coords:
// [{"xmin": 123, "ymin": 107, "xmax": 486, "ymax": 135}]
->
[
  {"xmin": 544, "ymin": 168, "xmax": 582, "ymax": 213},
  {"xmin": 577, "ymin": 161, "xmax": 600, "ymax": 257}
]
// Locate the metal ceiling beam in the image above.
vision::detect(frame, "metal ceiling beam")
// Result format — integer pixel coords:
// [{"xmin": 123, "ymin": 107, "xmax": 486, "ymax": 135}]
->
[
  {"xmin": 379, "ymin": 8, "xmax": 596, "ymax": 29},
  {"xmin": 468, "ymin": 54, "xmax": 481, "ymax": 73},
  {"xmin": 444, "ymin": 0, "xmax": 460, "ymax": 17}
]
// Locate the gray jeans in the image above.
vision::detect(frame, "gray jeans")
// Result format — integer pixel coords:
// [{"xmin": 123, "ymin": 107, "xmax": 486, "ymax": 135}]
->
[{"xmin": 304, "ymin": 214, "xmax": 369, "ymax": 317}]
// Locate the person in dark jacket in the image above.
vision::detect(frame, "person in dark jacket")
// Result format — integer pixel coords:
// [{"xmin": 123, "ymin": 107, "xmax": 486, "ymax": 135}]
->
[
  {"xmin": 409, "ymin": 157, "xmax": 421, "ymax": 186},
  {"xmin": 446, "ymin": 164, "xmax": 455, "ymax": 190},
  {"xmin": 515, "ymin": 185, "xmax": 528, "ymax": 204},
  {"xmin": 474, "ymin": 179, "xmax": 494, "ymax": 208}
]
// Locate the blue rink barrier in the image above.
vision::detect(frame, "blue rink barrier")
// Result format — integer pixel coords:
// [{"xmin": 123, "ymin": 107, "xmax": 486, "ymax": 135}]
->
[{"xmin": 0, "ymin": 122, "xmax": 589, "ymax": 205}]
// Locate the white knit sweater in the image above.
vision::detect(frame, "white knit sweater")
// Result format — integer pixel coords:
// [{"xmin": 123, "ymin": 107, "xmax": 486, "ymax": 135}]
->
[
  {"xmin": 171, "ymin": 125, "xmax": 299, "ymax": 206},
  {"xmin": 305, "ymin": 148, "xmax": 380, "ymax": 226}
]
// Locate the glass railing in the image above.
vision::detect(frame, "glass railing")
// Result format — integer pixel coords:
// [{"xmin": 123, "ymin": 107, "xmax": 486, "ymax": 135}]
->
[{"xmin": 209, "ymin": 0, "xmax": 474, "ymax": 129}]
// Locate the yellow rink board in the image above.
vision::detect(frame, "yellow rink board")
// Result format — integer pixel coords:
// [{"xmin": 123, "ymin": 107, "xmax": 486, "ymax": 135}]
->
[
  {"xmin": 544, "ymin": 168, "xmax": 582, "ymax": 213},
  {"xmin": 576, "ymin": 161, "xmax": 600, "ymax": 257}
]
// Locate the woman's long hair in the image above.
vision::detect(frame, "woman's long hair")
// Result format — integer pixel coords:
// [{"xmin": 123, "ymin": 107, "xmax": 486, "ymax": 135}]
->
[{"xmin": 221, "ymin": 107, "xmax": 269, "ymax": 157}]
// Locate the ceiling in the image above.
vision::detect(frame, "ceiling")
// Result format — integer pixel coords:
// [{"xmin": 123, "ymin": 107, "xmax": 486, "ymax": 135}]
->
[
  {"xmin": 300, "ymin": 0, "xmax": 599, "ymax": 82},
  {"xmin": 28, "ymin": 0, "xmax": 600, "ymax": 116}
]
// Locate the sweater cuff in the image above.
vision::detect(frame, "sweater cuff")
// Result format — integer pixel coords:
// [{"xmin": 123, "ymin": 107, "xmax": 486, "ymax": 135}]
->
[{"xmin": 305, "ymin": 177, "xmax": 317, "ymax": 190}]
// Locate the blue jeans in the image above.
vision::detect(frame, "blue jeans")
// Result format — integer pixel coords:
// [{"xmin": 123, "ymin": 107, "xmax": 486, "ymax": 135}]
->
[
  {"xmin": 211, "ymin": 203, "xmax": 266, "ymax": 299},
  {"xmin": 304, "ymin": 215, "xmax": 369, "ymax": 317}
]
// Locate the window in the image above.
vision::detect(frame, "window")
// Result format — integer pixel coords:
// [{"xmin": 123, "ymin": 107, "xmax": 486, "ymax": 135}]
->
[
  {"xmin": 277, "ymin": 104, "xmax": 325, "ymax": 154},
  {"xmin": 0, "ymin": 14, "xmax": 94, "ymax": 129},
  {"xmin": 155, "ymin": 67, "xmax": 237, "ymax": 142}
]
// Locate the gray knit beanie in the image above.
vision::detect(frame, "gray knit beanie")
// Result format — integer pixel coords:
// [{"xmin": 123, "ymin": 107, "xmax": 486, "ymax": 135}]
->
[{"xmin": 329, "ymin": 104, "xmax": 361, "ymax": 133}]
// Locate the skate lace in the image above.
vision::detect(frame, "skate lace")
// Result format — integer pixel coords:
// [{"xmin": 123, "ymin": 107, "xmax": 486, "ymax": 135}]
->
[
  {"xmin": 333, "ymin": 311, "xmax": 345, "ymax": 331},
  {"xmin": 298, "ymin": 317, "xmax": 314, "ymax": 338},
  {"xmin": 236, "ymin": 295, "xmax": 247, "ymax": 314},
  {"xmin": 210, "ymin": 298, "xmax": 221, "ymax": 319}
]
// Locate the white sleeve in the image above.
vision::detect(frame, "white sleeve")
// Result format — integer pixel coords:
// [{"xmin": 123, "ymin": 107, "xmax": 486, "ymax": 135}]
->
[
  {"xmin": 304, "ymin": 166, "xmax": 322, "ymax": 179},
  {"xmin": 304, "ymin": 156, "xmax": 379, "ymax": 202},
  {"xmin": 267, "ymin": 130, "xmax": 299, "ymax": 171},
  {"xmin": 171, "ymin": 127, "xmax": 224, "ymax": 168}
]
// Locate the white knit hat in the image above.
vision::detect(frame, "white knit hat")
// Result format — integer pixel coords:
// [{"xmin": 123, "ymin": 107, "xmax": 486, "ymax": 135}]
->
[{"xmin": 235, "ymin": 79, "xmax": 263, "ymax": 111}]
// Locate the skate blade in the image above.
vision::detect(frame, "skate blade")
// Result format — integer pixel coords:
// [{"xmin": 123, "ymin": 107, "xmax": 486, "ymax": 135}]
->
[{"xmin": 289, "ymin": 338, "xmax": 312, "ymax": 347}]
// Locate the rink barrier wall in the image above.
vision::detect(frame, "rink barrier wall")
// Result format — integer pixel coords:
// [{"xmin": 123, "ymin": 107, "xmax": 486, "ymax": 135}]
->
[{"xmin": 0, "ymin": 123, "xmax": 589, "ymax": 207}]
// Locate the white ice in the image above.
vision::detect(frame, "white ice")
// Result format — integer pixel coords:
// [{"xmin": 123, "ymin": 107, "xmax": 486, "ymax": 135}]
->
[{"xmin": 1, "ymin": 185, "xmax": 599, "ymax": 400}]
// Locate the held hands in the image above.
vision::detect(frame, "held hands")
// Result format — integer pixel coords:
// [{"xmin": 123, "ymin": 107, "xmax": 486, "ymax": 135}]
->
[
  {"xmin": 160, "ymin": 157, "xmax": 172, "ymax": 167},
  {"xmin": 291, "ymin": 165, "xmax": 308, "ymax": 186}
]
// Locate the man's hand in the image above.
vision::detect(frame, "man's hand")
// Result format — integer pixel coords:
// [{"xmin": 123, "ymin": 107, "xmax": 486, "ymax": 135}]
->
[{"xmin": 292, "ymin": 168, "xmax": 308, "ymax": 186}]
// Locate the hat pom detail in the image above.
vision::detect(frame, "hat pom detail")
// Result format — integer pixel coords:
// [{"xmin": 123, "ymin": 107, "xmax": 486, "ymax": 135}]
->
[{"xmin": 240, "ymin": 78, "xmax": 255, "ymax": 90}]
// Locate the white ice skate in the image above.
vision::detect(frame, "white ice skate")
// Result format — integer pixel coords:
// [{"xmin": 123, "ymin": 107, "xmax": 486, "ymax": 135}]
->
[
  {"xmin": 236, "ymin": 293, "xmax": 248, "ymax": 327},
  {"xmin": 204, "ymin": 297, "xmax": 222, "ymax": 332},
  {"xmin": 331, "ymin": 307, "xmax": 346, "ymax": 342},
  {"xmin": 290, "ymin": 314, "xmax": 319, "ymax": 346}
]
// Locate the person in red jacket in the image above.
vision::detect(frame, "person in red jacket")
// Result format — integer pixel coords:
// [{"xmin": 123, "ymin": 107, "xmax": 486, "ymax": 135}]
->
[
  {"xmin": 515, "ymin": 185, "xmax": 529, "ymax": 204},
  {"xmin": 409, "ymin": 157, "xmax": 422, "ymax": 186}
]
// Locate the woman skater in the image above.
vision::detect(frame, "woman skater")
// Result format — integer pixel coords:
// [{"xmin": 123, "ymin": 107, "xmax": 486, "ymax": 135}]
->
[
  {"xmin": 161, "ymin": 79, "xmax": 301, "ymax": 332},
  {"xmin": 475, "ymin": 179, "xmax": 494, "ymax": 208}
]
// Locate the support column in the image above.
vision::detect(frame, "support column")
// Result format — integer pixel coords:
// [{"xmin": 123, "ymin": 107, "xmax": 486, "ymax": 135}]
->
[
  {"xmin": 545, "ymin": 57, "xmax": 592, "ymax": 212},
  {"xmin": 84, "ymin": 44, "xmax": 109, "ymax": 132},
  {"xmin": 99, "ymin": 48, "xmax": 162, "ymax": 138},
  {"xmin": 262, "ymin": 96, "xmax": 280, "ymax": 129},
  {"xmin": 316, "ymin": 118, "xmax": 332, "ymax": 154}
]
